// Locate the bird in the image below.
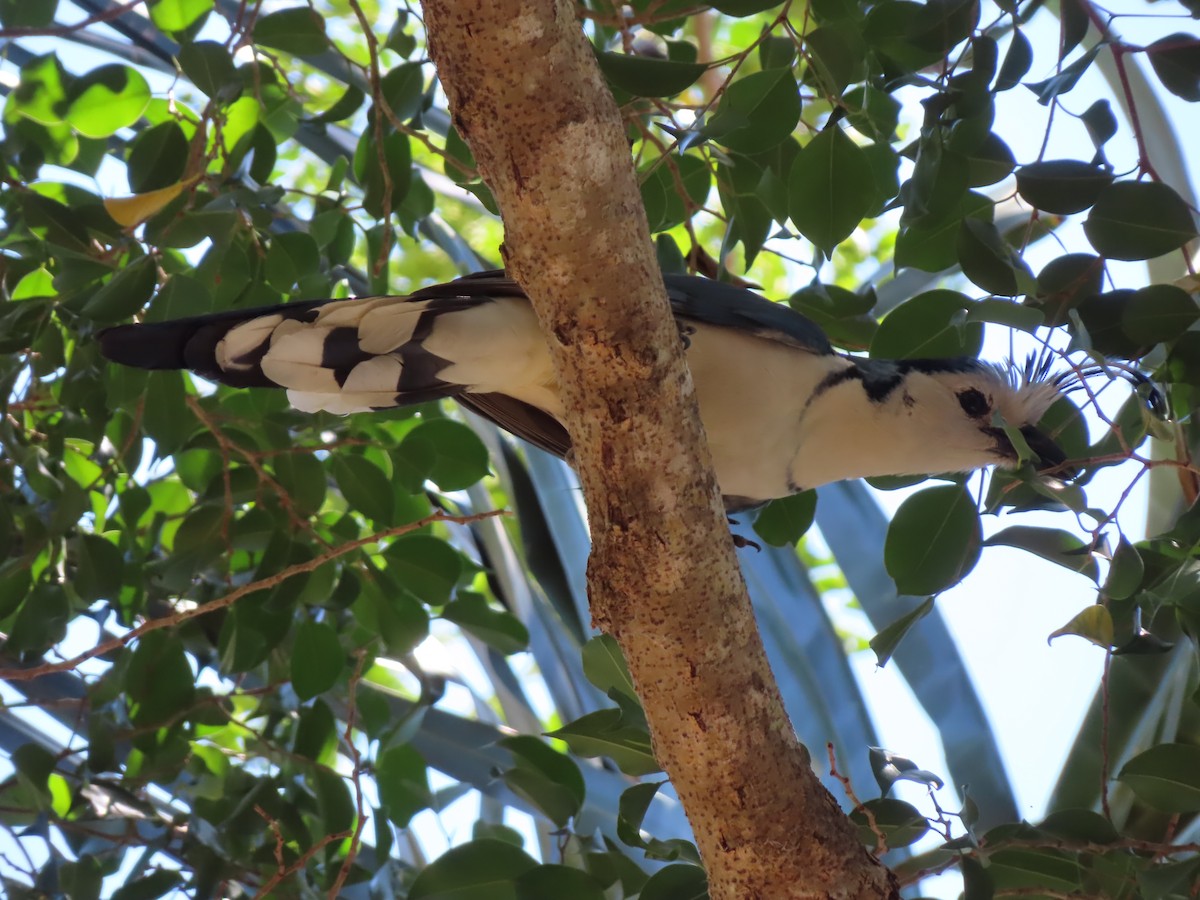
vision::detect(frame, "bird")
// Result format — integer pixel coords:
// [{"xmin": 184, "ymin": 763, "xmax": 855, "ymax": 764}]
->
[{"xmin": 99, "ymin": 269, "xmax": 1078, "ymax": 511}]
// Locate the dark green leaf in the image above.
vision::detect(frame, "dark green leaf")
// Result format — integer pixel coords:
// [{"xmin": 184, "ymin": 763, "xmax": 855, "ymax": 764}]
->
[
  {"xmin": 984, "ymin": 526, "xmax": 1099, "ymax": 580},
  {"xmin": 706, "ymin": 68, "xmax": 800, "ymax": 152},
  {"xmin": 380, "ymin": 63, "xmax": 426, "ymax": 122},
  {"xmin": 549, "ymin": 709, "xmax": 659, "ymax": 776},
  {"xmin": 870, "ymin": 597, "xmax": 934, "ymax": 667},
  {"xmin": 1117, "ymin": 743, "xmax": 1200, "ymax": 812},
  {"xmin": 73, "ymin": 534, "xmax": 124, "ymax": 602},
  {"xmin": 128, "ymin": 121, "xmax": 188, "ymax": 192},
  {"xmin": 253, "ymin": 7, "xmax": 329, "ymax": 56},
  {"xmin": 400, "ymin": 418, "xmax": 490, "ymax": 491},
  {"xmin": 957, "ymin": 218, "xmax": 1033, "ymax": 295},
  {"xmin": 1026, "ymin": 44, "xmax": 1102, "ymax": 105},
  {"xmin": 1146, "ymin": 33, "xmax": 1200, "ymax": 102},
  {"xmin": 290, "ymin": 620, "xmax": 343, "ymax": 700},
  {"xmin": 885, "ymin": 485, "xmax": 981, "ymax": 595},
  {"xmin": 1031, "ymin": 253, "xmax": 1104, "ymax": 326},
  {"xmin": 408, "ymin": 840, "xmax": 538, "ymax": 900},
  {"xmin": 499, "ymin": 736, "xmax": 584, "ymax": 828},
  {"xmin": 377, "ymin": 744, "xmax": 431, "ymax": 828},
  {"xmin": 126, "ymin": 631, "xmax": 195, "ymax": 726},
  {"xmin": 995, "ymin": 30, "xmax": 1033, "ymax": 91},
  {"xmin": 1016, "ymin": 160, "xmax": 1113, "ymax": 214},
  {"xmin": 81, "ymin": 255, "xmax": 157, "ymax": 323},
  {"xmin": 1081, "ymin": 99, "xmax": 1118, "ymax": 151},
  {"xmin": 595, "ymin": 51, "xmax": 706, "ymax": 97},
  {"xmin": 110, "ymin": 870, "xmax": 184, "ymax": 900},
  {"xmin": 805, "ymin": 24, "xmax": 867, "ymax": 95},
  {"xmin": 870, "ymin": 290, "xmax": 983, "ymax": 359},
  {"xmin": 1123, "ymin": 284, "xmax": 1198, "ymax": 347},
  {"xmin": 1104, "ymin": 536, "xmax": 1144, "ymax": 601},
  {"xmin": 0, "ymin": 0, "xmax": 58, "ymax": 27},
  {"xmin": 442, "ymin": 591, "xmax": 529, "ymax": 654},
  {"xmin": 581, "ymin": 635, "xmax": 638, "ymax": 702},
  {"xmin": 637, "ymin": 864, "xmax": 708, "ymax": 900},
  {"xmin": 907, "ymin": 0, "xmax": 979, "ymax": 55},
  {"xmin": 177, "ymin": 41, "xmax": 239, "ymax": 100},
  {"xmin": 788, "ymin": 127, "xmax": 875, "ymax": 254},
  {"xmin": 711, "ymin": 0, "xmax": 780, "ymax": 13},
  {"xmin": 332, "ymin": 455, "xmax": 393, "ymax": 523},
  {"xmin": 753, "ymin": 491, "xmax": 816, "ymax": 546},
  {"xmin": 849, "ymin": 798, "xmax": 929, "ymax": 847},
  {"xmin": 386, "ymin": 534, "xmax": 463, "ymax": 606}
]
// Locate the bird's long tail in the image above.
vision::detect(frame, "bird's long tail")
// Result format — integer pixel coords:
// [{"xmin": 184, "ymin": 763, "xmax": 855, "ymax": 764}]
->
[{"xmin": 98, "ymin": 281, "xmax": 551, "ymax": 416}]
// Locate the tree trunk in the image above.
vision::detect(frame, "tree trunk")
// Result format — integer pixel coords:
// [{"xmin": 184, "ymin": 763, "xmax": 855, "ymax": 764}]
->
[{"xmin": 421, "ymin": 3, "xmax": 898, "ymax": 897}]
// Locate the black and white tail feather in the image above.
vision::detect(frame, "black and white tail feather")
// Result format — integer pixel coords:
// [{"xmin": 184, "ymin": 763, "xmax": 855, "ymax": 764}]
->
[{"xmin": 99, "ymin": 270, "xmax": 1160, "ymax": 510}]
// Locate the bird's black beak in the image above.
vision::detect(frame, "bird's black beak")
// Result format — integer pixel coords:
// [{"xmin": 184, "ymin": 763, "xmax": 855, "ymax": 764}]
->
[
  {"xmin": 1020, "ymin": 425, "xmax": 1074, "ymax": 479},
  {"xmin": 985, "ymin": 424, "xmax": 1074, "ymax": 479}
]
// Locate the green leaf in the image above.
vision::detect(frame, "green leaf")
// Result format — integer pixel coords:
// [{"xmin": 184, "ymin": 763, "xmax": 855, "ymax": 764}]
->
[
  {"xmin": 549, "ymin": 709, "xmax": 659, "ymax": 776},
  {"xmin": 498, "ymin": 736, "xmax": 585, "ymax": 828},
  {"xmin": 332, "ymin": 455, "xmax": 393, "ymax": 523},
  {"xmin": 789, "ymin": 128, "xmax": 875, "ymax": 255},
  {"xmin": 1026, "ymin": 43, "xmax": 1102, "ymax": 105},
  {"xmin": 1117, "ymin": 743, "xmax": 1200, "ymax": 812},
  {"xmin": 128, "ymin": 121, "xmax": 189, "ymax": 192},
  {"xmin": 400, "ymin": 418, "xmax": 490, "ymax": 492},
  {"xmin": 12, "ymin": 267, "xmax": 57, "ymax": 301},
  {"xmin": 995, "ymin": 30, "xmax": 1033, "ymax": 91},
  {"xmin": 849, "ymin": 798, "xmax": 930, "ymax": 847},
  {"xmin": 376, "ymin": 744, "xmax": 430, "ymax": 828},
  {"xmin": 1104, "ymin": 537, "xmax": 1144, "ymax": 601},
  {"xmin": 869, "ymin": 597, "xmax": 934, "ymax": 667},
  {"xmin": 1139, "ymin": 858, "xmax": 1200, "ymax": 900},
  {"xmin": 353, "ymin": 129, "xmax": 412, "ymax": 219},
  {"xmin": 581, "ymin": 635, "xmax": 638, "ymax": 702},
  {"xmin": 408, "ymin": 840, "xmax": 538, "ymax": 900},
  {"xmin": 595, "ymin": 51, "xmax": 706, "ymax": 98},
  {"xmin": 985, "ymin": 526, "xmax": 1099, "ymax": 580},
  {"xmin": 386, "ymin": 534, "xmax": 463, "ymax": 606},
  {"xmin": 870, "ymin": 290, "xmax": 983, "ymax": 359},
  {"xmin": 1122, "ymin": 284, "xmax": 1199, "ymax": 347},
  {"xmin": 1047, "ymin": 605, "xmax": 1113, "ymax": 649},
  {"xmin": 711, "ymin": 0, "xmax": 780, "ymax": 13},
  {"xmin": 0, "ymin": 0, "xmax": 58, "ymax": 27},
  {"xmin": 72, "ymin": 534, "xmax": 124, "ymax": 602},
  {"xmin": 1031, "ymin": 253, "xmax": 1104, "ymax": 327},
  {"xmin": 1146, "ymin": 33, "xmax": 1200, "ymax": 102},
  {"xmin": 515, "ymin": 865, "xmax": 606, "ymax": 900},
  {"xmin": 177, "ymin": 41, "xmax": 239, "ymax": 100},
  {"xmin": 110, "ymin": 870, "xmax": 184, "ymax": 900},
  {"xmin": 805, "ymin": 24, "xmax": 867, "ymax": 95},
  {"xmin": 1084, "ymin": 181, "xmax": 1198, "ymax": 261},
  {"xmin": 7, "ymin": 583, "xmax": 70, "ymax": 654},
  {"xmin": 380, "ymin": 63, "xmax": 427, "ymax": 122},
  {"xmin": 706, "ymin": 68, "xmax": 801, "ymax": 152},
  {"xmin": 149, "ymin": 0, "xmax": 213, "ymax": 33},
  {"xmin": 290, "ymin": 620, "xmax": 343, "ymax": 700},
  {"xmin": 956, "ymin": 218, "xmax": 1033, "ymax": 295},
  {"xmin": 442, "ymin": 591, "xmax": 529, "ymax": 654},
  {"xmin": 126, "ymin": 631, "xmax": 195, "ymax": 726},
  {"xmin": 637, "ymin": 864, "xmax": 708, "ymax": 900},
  {"xmin": 1016, "ymin": 160, "xmax": 1114, "ymax": 214},
  {"xmin": 641, "ymin": 154, "xmax": 711, "ymax": 233},
  {"xmin": 253, "ymin": 7, "xmax": 329, "ymax": 56},
  {"xmin": 885, "ymin": 485, "xmax": 981, "ymax": 595},
  {"xmin": 752, "ymin": 491, "xmax": 816, "ymax": 546},
  {"xmin": 81, "ymin": 255, "xmax": 157, "ymax": 323},
  {"xmin": 65, "ymin": 65, "xmax": 150, "ymax": 138}
]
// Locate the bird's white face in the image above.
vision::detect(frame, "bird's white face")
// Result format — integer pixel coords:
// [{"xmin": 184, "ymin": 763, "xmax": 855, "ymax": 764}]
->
[
  {"xmin": 877, "ymin": 364, "xmax": 1068, "ymax": 475},
  {"xmin": 784, "ymin": 359, "xmax": 1070, "ymax": 494}
]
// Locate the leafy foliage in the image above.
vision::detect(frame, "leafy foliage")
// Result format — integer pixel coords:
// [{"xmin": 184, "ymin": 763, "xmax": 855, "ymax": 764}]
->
[{"xmin": 0, "ymin": 0, "xmax": 1198, "ymax": 897}]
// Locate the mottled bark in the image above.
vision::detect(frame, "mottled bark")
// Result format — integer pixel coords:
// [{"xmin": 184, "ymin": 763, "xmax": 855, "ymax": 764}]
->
[{"xmin": 421, "ymin": 3, "xmax": 898, "ymax": 897}]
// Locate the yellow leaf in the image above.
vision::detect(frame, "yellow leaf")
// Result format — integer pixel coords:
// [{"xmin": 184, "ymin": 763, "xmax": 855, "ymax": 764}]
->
[
  {"xmin": 104, "ymin": 178, "xmax": 196, "ymax": 227},
  {"xmin": 1048, "ymin": 605, "xmax": 1113, "ymax": 649}
]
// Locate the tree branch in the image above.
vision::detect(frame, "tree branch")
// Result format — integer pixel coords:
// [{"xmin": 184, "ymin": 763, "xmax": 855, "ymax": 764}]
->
[{"xmin": 420, "ymin": 2, "xmax": 897, "ymax": 897}]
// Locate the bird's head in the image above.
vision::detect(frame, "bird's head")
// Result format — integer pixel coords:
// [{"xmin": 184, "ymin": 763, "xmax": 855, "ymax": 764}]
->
[
  {"xmin": 902, "ymin": 358, "xmax": 1070, "ymax": 477},
  {"xmin": 890, "ymin": 354, "xmax": 1165, "ymax": 481}
]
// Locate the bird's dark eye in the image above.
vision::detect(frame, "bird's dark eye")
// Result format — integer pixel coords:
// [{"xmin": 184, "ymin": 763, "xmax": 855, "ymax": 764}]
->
[{"xmin": 957, "ymin": 388, "xmax": 990, "ymax": 418}]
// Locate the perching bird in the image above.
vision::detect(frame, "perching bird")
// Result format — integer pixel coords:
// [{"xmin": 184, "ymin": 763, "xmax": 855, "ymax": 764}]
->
[{"xmin": 99, "ymin": 269, "xmax": 1075, "ymax": 510}]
